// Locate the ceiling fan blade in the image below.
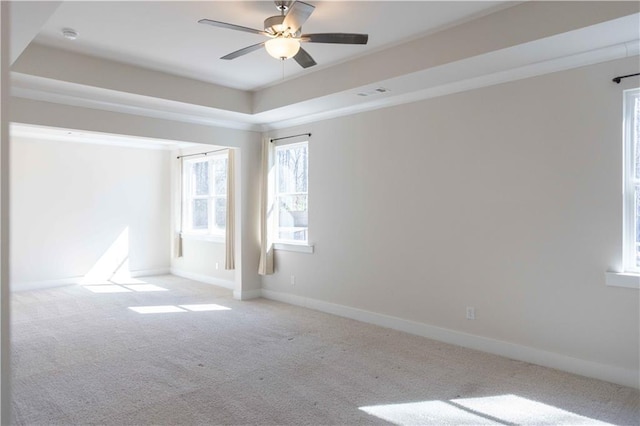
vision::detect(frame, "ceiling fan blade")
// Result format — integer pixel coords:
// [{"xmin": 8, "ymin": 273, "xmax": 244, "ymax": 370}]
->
[
  {"xmin": 221, "ymin": 42, "xmax": 266, "ymax": 60},
  {"xmin": 198, "ymin": 19, "xmax": 269, "ymax": 36},
  {"xmin": 301, "ymin": 33, "xmax": 369, "ymax": 44},
  {"xmin": 283, "ymin": 1, "xmax": 315, "ymax": 34},
  {"xmin": 293, "ymin": 47, "xmax": 317, "ymax": 69}
]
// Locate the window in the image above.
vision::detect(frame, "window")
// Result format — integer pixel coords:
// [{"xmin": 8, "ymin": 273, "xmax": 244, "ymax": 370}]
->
[
  {"xmin": 274, "ymin": 141, "xmax": 309, "ymax": 244},
  {"xmin": 182, "ymin": 154, "xmax": 227, "ymax": 236},
  {"xmin": 623, "ymin": 88, "xmax": 640, "ymax": 273}
]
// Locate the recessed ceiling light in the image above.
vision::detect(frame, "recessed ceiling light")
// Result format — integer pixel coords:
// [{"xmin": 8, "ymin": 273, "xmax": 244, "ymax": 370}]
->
[{"xmin": 62, "ymin": 28, "xmax": 78, "ymax": 40}]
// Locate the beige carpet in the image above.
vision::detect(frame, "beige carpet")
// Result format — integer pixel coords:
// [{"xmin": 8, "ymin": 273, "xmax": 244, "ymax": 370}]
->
[{"xmin": 10, "ymin": 275, "xmax": 640, "ymax": 425}]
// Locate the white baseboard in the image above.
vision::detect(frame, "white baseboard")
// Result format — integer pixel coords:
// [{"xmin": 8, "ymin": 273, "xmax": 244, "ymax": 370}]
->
[
  {"xmin": 261, "ymin": 289, "xmax": 639, "ymax": 390},
  {"xmin": 11, "ymin": 277, "xmax": 82, "ymax": 292},
  {"xmin": 170, "ymin": 268, "xmax": 235, "ymax": 290},
  {"xmin": 130, "ymin": 268, "xmax": 170, "ymax": 278},
  {"xmin": 11, "ymin": 268, "xmax": 171, "ymax": 292},
  {"xmin": 233, "ymin": 289, "xmax": 262, "ymax": 300}
]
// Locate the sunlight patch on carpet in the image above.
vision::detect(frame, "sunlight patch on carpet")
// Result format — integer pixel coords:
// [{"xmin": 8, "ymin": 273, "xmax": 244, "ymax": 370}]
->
[
  {"xmin": 179, "ymin": 304, "xmax": 231, "ymax": 311},
  {"xmin": 84, "ymin": 285, "xmax": 132, "ymax": 293},
  {"xmin": 129, "ymin": 305, "xmax": 187, "ymax": 314},
  {"xmin": 129, "ymin": 304, "xmax": 232, "ymax": 314},
  {"xmin": 111, "ymin": 276, "xmax": 147, "ymax": 285},
  {"xmin": 124, "ymin": 284, "xmax": 168, "ymax": 292},
  {"xmin": 83, "ymin": 283, "xmax": 167, "ymax": 293},
  {"xmin": 359, "ymin": 394, "xmax": 611, "ymax": 425}
]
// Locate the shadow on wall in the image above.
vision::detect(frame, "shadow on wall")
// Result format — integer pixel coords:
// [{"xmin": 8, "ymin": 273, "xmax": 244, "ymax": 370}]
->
[{"xmin": 80, "ymin": 227, "xmax": 140, "ymax": 285}]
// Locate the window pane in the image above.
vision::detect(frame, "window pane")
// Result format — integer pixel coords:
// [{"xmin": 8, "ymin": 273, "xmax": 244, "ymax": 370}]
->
[
  {"xmin": 193, "ymin": 161, "xmax": 209, "ymax": 196},
  {"xmin": 192, "ymin": 199, "xmax": 208, "ymax": 230},
  {"xmin": 277, "ymin": 194, "xmax": 308, "ymax": 241},
  {"xmin": 277, "ymin": 145, "xmax": 308, "ymax": 193},
  {"xmin": 214, "ymin": 158, "xmax": 228, "ymax": 195},
  {"xmin": 214, "ymin": 197, "xmax": 226, "ymax": 230}
]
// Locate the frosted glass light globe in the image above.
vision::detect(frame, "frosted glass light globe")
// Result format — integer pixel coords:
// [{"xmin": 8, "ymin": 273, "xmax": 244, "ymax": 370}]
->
[{"xmin": 265, "ymin": 37, "xmax": 301, "ymax": 60}]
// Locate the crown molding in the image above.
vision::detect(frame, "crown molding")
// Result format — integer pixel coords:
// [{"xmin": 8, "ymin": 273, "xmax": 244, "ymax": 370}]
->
[
  {"xmin": 261, "ymin": 39, "xmax": 639, "ymax": 130},
  {"xmin": 10, "ymin": 122, "xmax": 198, "ymax": 150},
  {"xmin": 11, "ymin": 73, "xmax": 263, "ymax": 132},
  {"xmin": 10, "ymin": 12, "xmax": 639, "ymax": 134}
]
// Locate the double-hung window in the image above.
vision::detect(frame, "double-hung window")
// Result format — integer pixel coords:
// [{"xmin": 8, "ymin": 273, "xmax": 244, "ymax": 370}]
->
[
  {"xmin": 182, "ymin": 153, "xmax": 228, "ymax": 237},
  {"xmin": 274, "ymin": 141, "xmax": 309, "ymax": 244},
  {"xmin": 623, "ymin": 88, "xmax": 640, "ymax": 274}
]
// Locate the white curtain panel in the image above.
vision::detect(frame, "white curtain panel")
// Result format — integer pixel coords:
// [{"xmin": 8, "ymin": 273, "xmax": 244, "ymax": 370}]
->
[
  {"xmin": 258, "ymin": 138, "xmax": 274, "ymax": 275},
  {"xmin": 225, "ymin": 149, "xmax": 235, "ymax": 270}
]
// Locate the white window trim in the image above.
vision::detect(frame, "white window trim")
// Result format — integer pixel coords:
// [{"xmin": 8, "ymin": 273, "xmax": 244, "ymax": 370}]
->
[
  {"xmin": 273, "ymin": 140, "xmax": 310, "ymax": 246},
  {"xmin": 181, "ymin": 153, "xmax": 228, "ymax": 238},
  {"xmin": 610, "ymin": 88, "xmax": 640, "ymax": 289},
  {"xmin": 273, "ymin": 242, "xmax": 314, "ymax": 253},
  {"xmin": 605, "ymin": 271, "xmax": 640, "ymax": 289},
  {"xmin": 622, "ymin": 88, "xmax": 640, "ymax": 273}
]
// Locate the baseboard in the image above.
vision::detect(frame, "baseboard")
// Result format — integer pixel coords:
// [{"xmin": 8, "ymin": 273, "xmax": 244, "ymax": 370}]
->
[
  {"xmin": 130, "ymin": 268, "xmax": 170, "ymax": 278},
  {"xmin": 261, "ymin": 289, "xmax": 639, "ymax": 389},
  {"xmin": 170, "ymin": 268, "xmax": 235, "ymax": 290},
  {"xmin": 11, "ymin": 277, "xmax": 82, "ymax": 292},
  {"xmin": 11, "ymin": 268, "xmax": 171, "ymax": 292},
  {"xmin": 233, "ymin": 289, "xmax": 262, "ymax": 300}
]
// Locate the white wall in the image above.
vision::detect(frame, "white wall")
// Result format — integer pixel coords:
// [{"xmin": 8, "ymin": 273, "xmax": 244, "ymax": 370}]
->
[
  {"xmin": 171, "ymin": 238, "xmax": 233, "ymax": 283},
  {"xmin": 10, "ymin": 99, "xmax": 263, "ymax": 296},
  {"xmin": 10, "ymin": 137, "xmax": 171, "ymax": 288},
  {"xmin": 262, "ymin": 56, "xmax": 640, "ymax": 385}
]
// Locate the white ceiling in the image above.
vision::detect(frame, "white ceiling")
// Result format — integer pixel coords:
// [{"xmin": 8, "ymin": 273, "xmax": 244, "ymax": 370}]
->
[
  {"xmin": 33, "ymin": 1, "xmax": 505, "ymax": 91},
  {"xmin": 11, "ymin": 1, "xmax": 639, "ymax": 134}
]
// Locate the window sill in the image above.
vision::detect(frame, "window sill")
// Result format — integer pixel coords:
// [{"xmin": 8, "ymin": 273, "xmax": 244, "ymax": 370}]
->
[
  {"xmin": 181, "ymin": 233, "xmax": 224, "ymax": 243},
  {"xmin": 605, "ymin": 272, "xmax": 640, "ymax": 289},
  {"xmin": 273, "ymin": 243, "xmax": 314, "ymax": 254}
]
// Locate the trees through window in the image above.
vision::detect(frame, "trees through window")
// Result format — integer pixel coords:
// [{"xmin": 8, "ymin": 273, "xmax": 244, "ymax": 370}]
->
[{"xmin": 274, "ymin": 142, "xmax": 308, "ymax": 243}]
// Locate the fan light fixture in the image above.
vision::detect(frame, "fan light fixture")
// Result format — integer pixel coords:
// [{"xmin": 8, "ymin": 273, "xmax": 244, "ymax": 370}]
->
[
  {"xmin": 198, "ymin": 1, "xmax": 369, "ymax": 68},
  {"xmin": 265, "ymin": 37, "xmax": 301, "ymax": 60}
]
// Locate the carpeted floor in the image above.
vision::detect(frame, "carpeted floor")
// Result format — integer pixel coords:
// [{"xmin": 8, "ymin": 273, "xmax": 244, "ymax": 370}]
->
[{"xmin": 10, "ymin": 275, "xmax": 640, "ymax": 425}]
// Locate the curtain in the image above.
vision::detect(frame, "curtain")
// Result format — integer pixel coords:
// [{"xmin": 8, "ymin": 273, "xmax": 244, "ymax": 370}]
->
[
  {"xmin": 174, "ymin": 157, "xmax": 183, "ymax": 258},
  {"xmin": 225, "ymin": 149, "xmax": 235, "ymax": 270},
  {"xmin": 258, "ymin": 137, "xmax": 274, "ymax": 275}
]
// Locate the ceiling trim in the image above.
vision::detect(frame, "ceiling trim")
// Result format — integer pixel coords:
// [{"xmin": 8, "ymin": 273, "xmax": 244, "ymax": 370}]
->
[
  {"xmin": 10, "ymin": 123, "xmax": 197, "ymax": 150},
  {"xmin": 261, "ymin": 39, "xmax": 640, "ymax": 130},
  {"xmin": 11, "ymin": 73, "xmax": 263, "ymax": 132},
  {"xmin": 10, "ymin": 11, "xmax": 640, "ymax": 133}
]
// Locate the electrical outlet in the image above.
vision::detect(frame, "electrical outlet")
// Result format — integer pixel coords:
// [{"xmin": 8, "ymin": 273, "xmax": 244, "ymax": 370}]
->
[
  {"xmin": 215, "ymin": 262, "xmax": 219, "ymax": 270},
  {"xmin": 466, "ymin": 307, "xmax": 475, "ymax": 320},
  {"xmin": 291, "ymin": 275, "xmax": 296, "ymax": 285}
]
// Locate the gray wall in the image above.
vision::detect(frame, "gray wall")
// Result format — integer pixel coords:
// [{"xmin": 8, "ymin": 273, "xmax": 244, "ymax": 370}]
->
[{"xmin": 263, "ymin": 56, "xmax": 640, "ymax": 377}]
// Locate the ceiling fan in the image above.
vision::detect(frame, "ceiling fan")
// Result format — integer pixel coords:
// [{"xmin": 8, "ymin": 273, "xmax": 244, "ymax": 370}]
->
[{"xmin": 198, "ymin": 0, "xmax": 369, "ymax": 69}]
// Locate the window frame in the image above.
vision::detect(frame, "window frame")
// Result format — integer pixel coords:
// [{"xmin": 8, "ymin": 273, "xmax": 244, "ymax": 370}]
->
[
  {"xmin": 623, "ymin": 88, "xmax": 640, "ymax": 273},
  {"xmin": 181, "ymin": 152, "xmax": 228, "ymax": 239},
  {"xmin": 273, "ymin": 140, "xmax": 309, "ymax": 246}
]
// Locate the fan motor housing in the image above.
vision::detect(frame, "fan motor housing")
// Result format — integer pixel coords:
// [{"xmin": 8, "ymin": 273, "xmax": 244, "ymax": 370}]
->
[{"xmin": 264, "ymin": 15, "xmax": 287, "ymax": 34}]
